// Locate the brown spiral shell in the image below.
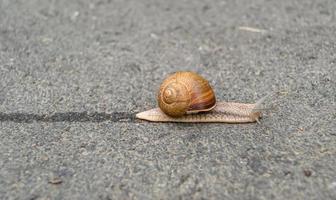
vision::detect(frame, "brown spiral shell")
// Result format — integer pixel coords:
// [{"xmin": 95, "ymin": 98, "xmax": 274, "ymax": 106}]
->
[{"xmin": 157, "ymin": 71, "xmax": 216, "ymax": 117}]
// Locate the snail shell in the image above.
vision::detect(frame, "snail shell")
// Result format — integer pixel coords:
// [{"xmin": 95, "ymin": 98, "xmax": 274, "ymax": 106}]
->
[{"xmin": 157, "ymin": 71, "xmax": 216, "ymax": 117}]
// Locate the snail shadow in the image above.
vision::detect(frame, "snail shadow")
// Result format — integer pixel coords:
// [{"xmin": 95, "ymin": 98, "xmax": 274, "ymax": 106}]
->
[{"xmin": 0, "ymin": 112, "xmax": 138, "ymax": 123}]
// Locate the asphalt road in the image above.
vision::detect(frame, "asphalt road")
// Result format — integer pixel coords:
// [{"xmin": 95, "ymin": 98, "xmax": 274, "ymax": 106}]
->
[{"xmin": 0, "ymin": 0, "xmax": 335, "ymax": 199}]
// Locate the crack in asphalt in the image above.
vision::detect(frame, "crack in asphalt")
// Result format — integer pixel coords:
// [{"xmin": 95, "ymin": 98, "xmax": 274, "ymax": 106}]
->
[{"xmin": 0, "ymin": 112, "xmax": 137, "ymax": 123}]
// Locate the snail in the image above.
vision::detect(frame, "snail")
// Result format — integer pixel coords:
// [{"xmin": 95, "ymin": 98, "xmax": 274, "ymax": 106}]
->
[{"xmin": 136, "ymin": 71, "xmax": 268, "ymax": 123}]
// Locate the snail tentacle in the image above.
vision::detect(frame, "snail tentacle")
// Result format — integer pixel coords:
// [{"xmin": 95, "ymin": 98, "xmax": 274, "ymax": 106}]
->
[{"xmin": 251, "ymin": 93, "xmax": 273, "ymax": 112}]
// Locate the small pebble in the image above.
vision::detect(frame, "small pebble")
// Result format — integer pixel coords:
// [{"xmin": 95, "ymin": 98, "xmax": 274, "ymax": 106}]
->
[
  {"xmin": 303, "ymin": 169, "xmax": 312, "ymax": 177},
  {"xmin": 49, "ymin": 177, "xmax": 62, "ymax": 184}
]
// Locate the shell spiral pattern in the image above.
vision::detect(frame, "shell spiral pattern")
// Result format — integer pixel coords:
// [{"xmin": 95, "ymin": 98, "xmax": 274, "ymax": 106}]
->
[{"xmin": 157, "ymin": 71, "xmax": 216, "ymax": 117}]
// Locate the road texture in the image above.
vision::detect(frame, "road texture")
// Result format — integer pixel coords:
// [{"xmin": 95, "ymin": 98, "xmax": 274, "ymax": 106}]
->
[{"xmin": 0, "ymin": 0, "xmax": 335, "ymax": 199}]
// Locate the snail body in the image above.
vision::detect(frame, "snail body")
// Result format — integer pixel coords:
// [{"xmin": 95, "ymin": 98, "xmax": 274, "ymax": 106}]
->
[{"xmin": 136, "ymin": 71, "xmax": 267, "ymax": 123}]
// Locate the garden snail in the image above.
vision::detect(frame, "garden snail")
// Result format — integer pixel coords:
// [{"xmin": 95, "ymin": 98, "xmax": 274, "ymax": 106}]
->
[{"xmin": 136, "ymin": 71, "xmax": 268, "ymax": 123}]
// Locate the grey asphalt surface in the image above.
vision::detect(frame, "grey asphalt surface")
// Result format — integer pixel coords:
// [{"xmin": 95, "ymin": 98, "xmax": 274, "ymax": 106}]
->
[{"xmin": 0, "ymin": 0, "xmax": 336, "ymax": 199}]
